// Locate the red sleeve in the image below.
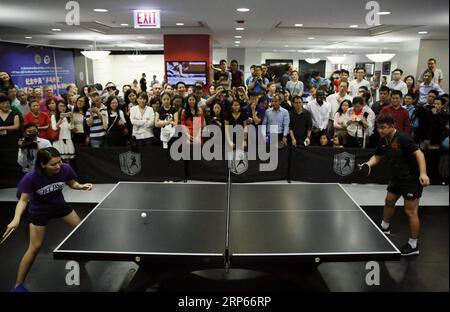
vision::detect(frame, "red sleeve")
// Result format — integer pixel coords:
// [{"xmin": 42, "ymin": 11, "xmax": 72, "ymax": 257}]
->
[
  {"xmin": 180, "ymin": 110, "xmax": 186, "ymax": 125},
  {"xmin": 403, "ymin": 110, "xmax": 411, "ymax": 134}
]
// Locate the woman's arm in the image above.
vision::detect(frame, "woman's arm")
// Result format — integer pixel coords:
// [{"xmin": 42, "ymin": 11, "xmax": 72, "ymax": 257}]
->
[
  {"xmin": 0, "ymin": 114, "xmax": 20, "ymax": 131},
  {"xmin": 4, "ymin": 193, "xmax": 30, "ymax": 236},
  {"xmin": 67, "ymin": 180, "xmax": 93, "ymax": 190}
]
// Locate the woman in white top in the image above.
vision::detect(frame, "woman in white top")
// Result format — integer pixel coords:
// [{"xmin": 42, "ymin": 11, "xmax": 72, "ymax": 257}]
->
[
  {"xmin": 333, "ymin": 99, "xmax": 351, "ymax": 146},
  {"xmin": 285, "ymin": 70, "xmax": 304, "ymax": 97},
  {"xmin": 129, "ymin": 92, "xmax": 154, "ymax": 146},
  {"xmin": 72, "ymin": 96, "xmax": 89, "ymax": 145},
  {"xmin": 52, "ymin": 101, "xmax": 75, "ymax": 160}
]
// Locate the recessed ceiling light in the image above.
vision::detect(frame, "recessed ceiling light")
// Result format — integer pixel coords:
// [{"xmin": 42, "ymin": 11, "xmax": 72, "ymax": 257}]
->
[
  {"xmin": 234, "ymin": 44, "xmax": 240, "ymax": 47},
  {"xmin": 418, "ymin": 31, "xmax": 428, "ymax": 34},
  {"xmin": 25, "ymin": 36, "xmax": 32, "ymax": 39},
  {"xmin": 294, "ymin": 24, "xmax": 303, "ymax": 27},
  {"xmin": 176, "ymin": 23, "xmax": 185, "ymax": 26},
  {"xmin": 349, "ymin": 25, "xmax": 359, "ymax": 28},
  {"xmin": 308, "ymin": 37, "xmax": 315, "ymax": 40},
  {"xmin": 234, "ymin": 41, "xmax": 241, "ymax": 44},
  {"xmin": 94, "ymin": 9, "xmax": 108, "ymax": 12},
  {"xmin": 236, "ymin": 8, "xmax": 250, "ymax": 12},
  {"xmin": 137, "ymin": 36, "xmax": 145, "ymax": 39},
  {"xmin": 236, "ymin": 27, "xmax": 245, "ymax": 31},
  {"xmin": 51, "ymin": 28, "xmax": 61, "ymax": 32},
  {"xmin": 284, "ymin": 45, "xmax": 289, "ymax": 47},
  {"xmin": 376, "ymin": 11, "xmax": 391, "ymax": 15},
  {"xmin": 120, "ymin": 23, "xmax": 129, "ymax": 26},
  {"xmin": 234, "ymin": 35, "xmax": 242, "ymax": 39}
]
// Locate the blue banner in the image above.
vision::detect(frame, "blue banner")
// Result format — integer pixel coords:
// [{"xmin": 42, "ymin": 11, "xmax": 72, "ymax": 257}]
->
[{"xmin": 0, "ymin": 42, "xmax": 75, "ymax": 95}]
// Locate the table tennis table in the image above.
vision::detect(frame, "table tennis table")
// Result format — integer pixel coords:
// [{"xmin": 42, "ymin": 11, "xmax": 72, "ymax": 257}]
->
[{"xmin": 54, "ymin": 182, "xmax": 400, "ymax": 290}]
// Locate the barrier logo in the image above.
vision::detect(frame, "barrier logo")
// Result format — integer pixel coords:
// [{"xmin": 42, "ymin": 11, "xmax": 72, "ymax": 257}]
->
[
  {"xmin": 228, "ymin": 149, "xmax": 248, "ymax": 175},
  {"xmin": 334, "ymin": 152, "xmax": 355, "ymax": 176},
  {"xmin": 119, "ymin": 151, "xmax": 142, "ymax": 176}
]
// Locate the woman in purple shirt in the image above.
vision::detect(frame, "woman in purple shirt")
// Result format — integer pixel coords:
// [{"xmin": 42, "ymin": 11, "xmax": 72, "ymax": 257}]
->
[{"xmin": 4, "ymin": 147, "xmax": 93, "ymax": 292}]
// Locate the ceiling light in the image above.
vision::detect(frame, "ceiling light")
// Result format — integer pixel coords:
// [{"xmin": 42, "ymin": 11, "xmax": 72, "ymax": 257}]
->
[
  {"xmin": 234, "ymin": 41, "xmax": 241, "ymax": 44},
  {"xmin": 376, "ymin": 12, "xmax": 391, "ymax": 15},
  {"xmin": 236, "ymin": 27, "xmax": 245, "ymax": 31},
  {"xmin": 349, "ymin": 25, "xmax": 359, "ymax": 28},
  {"xmin": 137, "ymin": 36, "xmax": 145, "ymax": 39},
  {"xmin": 236, "ymin": 8, "xmax": 250, "ymax": 12},
  {"xmin": 120, "ymin": 23, "xmax": 129, "ymax": 26},
  {"xmin": 234, "ymin": 45, "xmax": 240, "ymax": 47},
  {"xmin": 366, "ymin": 53, "xmax": 395, "ymax": 62},
  {"xmin": 176, "ymin": 23, "xmax": 185, "ymax": 26},
  {"xmin": 81, "ymin": 41, "xmax": 110, "ymax": 60},
  {"xmin": 234, "ymin": 35, "xmax": 242, "ymax": 39},
  {"xmin": 51, "ymin": 28, "xmax": 61, "ymax": 32},
  {"xmin": 327, "ymin": 55, "xmax": 346, "ymax": 63},
  {"xmin": 284, "ymin": 45, "xmax": 289, "ymax": 47},
  {"xmin": 24, "ymin": 36, "xmax": 32, "ymax": 39},
  {"xmin": 418, "ymin": 31, "xmax": 428, "ymax": 34},
  {"xmin": 305, "ymin": 58, "xmax": 320, "ymax": 64},
  {"xmin": 128, "ymin": 50, "xmax": 147, "ymax": 62},
  {"xmin": 93, "ymin": 9, "xmax": 108, "ymax": 12},
  {"xmin": 307, "ymin": 37, "xmax": 315, "ymax": 40},
  {"xmin": 294, "ymin": 24, "xmax": 303, "ymax": 27}
]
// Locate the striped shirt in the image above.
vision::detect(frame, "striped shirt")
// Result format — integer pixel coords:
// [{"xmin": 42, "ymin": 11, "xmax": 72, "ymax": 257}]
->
[{"xmin": 85, "ymin": 105, "xmax": 107, "ymax": 138}]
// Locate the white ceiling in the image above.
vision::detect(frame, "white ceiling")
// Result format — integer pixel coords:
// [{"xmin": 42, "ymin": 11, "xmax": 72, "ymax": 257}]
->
[{"xmin": 0, "ymin": 0, "xmax": 448, "ymax": 54}]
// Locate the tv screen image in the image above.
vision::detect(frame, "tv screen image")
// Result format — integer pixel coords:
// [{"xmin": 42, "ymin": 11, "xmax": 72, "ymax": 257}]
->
[{"xmin": 166, "ymin": 61, "xmax": 207, "ymax": 85}]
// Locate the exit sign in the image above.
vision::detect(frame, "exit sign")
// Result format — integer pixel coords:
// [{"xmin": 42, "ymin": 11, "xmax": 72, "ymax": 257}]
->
[{"xmin": 133, "ymin": 10, "xmax": 160, "ymax": 28}]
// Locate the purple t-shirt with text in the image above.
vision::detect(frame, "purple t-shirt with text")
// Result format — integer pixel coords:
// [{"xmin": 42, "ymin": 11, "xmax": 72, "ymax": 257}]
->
[{"xmin": 17, "ymin": 163, "xmax": 77, "ymax": 215}]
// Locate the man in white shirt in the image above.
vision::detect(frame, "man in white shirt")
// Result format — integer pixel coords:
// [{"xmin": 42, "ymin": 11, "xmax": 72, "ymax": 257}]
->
[
  {"xmin": 305, "ymin": 89, "xmax": 331, "ymax": 145},
  {"xmin": 387, "ymin": 68, "xmax": 408, "ymax": 96},
  {"xmin": 349, "ymin": 67, "xmax": 370, "ymax": 96},
  {"xmin": 326, "ymin": 81, "xmax": 353, "ymax": 138},
  {"xmin": 17, "ymin": 124, "xmax": 52, "ymax": 173},
  {"xmin": 418, "ymin": 58, "xmax": 444, "ymax": 86}
]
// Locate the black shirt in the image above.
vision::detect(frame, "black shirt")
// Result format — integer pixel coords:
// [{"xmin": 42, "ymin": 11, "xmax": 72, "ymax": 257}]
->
[
  {"xmin": 375, "ymin": 131, "xmax": 419, "ymax": 180},
  {"xmin": 289, "ymin": 109, "xmax": 312, "ymax": 143},
  {"xmin": 139, "ymin": 77, "xmax": 147, "ymax": 92},
  {"xmin": 157, "ymin": 106, "xmax": 177, "ymax": 122}
]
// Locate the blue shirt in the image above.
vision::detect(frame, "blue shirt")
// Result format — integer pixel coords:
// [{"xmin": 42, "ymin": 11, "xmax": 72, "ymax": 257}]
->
[
  {"xmin": 262, "ymin": 107, "xmax": 290, "ymax": 136},
  {"xmin": 418, "ymin": 82, "xmax": 444, "ymax": 104},
  {"xmin": 246, "ymin": 76, "xmax": 269, "ymax": 94}
]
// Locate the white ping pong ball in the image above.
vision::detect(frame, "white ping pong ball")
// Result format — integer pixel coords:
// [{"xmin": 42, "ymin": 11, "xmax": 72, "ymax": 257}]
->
[{"xmin": 141, "ymin": 212, "xmax": 147, "ymax": 218}]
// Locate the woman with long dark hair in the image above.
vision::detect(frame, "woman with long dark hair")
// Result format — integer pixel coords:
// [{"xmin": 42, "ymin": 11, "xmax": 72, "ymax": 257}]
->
[
  {"xmin": 72, "ymin": 96, "xmax": 89, "ymax": 145},
  {"xmin": 51, "ymin": 100, "xmax": 75, "ymax": 160},
  {"xmin": 181, "ymin": 94, "xmax": 204, "ymax": 144},
  {"xmin": 105, "ymin": 96, "xmax": 127, "ymax": 146},
  {"xmin": 4, "ymin": 147, "xmax": 93, "ymax": 292}
]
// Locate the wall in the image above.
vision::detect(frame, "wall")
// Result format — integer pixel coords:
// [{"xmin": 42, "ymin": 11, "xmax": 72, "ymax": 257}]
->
[
  {"xmin": 164, "ymin": 35, "xmax": 212, "ymax": 86},
  {"xmin": 92, "ymin": 54, "xmax": 164, "ymax": 89},
  {"xmin": 417, "ymin": 39, "xmax": 449, "ymax": 91}
]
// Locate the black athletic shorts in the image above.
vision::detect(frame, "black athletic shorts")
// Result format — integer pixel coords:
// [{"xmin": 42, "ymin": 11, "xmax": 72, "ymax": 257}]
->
[
  {"xmin": 28, "ymin": 206, "xmax": 73, "ymax": 226},
  {"xmin": 387, "ymin": 178, "xmax": 423, "ymax": 200}
]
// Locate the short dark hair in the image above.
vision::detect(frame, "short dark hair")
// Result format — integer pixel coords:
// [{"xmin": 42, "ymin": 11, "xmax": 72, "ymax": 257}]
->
[
  {"xmin": 379, "ymin": 85, "xmax": 390, "ymax": 93},
  {"xmin": 376, "ymin": 114, "xmax": 395, "ymax": 126},
  {"xmin": 23, "ymin": 123, "xmax": 38, "ymax": 131},
  {"xmin": 175, "ymin": 81, "xmax": 186, "ymax": 89},
  {"xmin": 404, "ymin": 93, "xmax": 416, "ymax": 99},
  {"xmin": 219, "ymin": 59, "xmax": 227, "ymax": 65},
  {"xmin": 392, "ymin": 68, "xmax": 403, "ymax": 75},
  {"xmin": 340, "ymin": 69, "xmax": 350, "ymax": 76},
  {"xmin": 137, "ymin": 92, "xmax": 148, "ymax": 103},
  {"xmin": 390, "ymin": 90, "xmax": 403, "ymax": 98},
  {"xmin": 356, "ymin": 67, "xmax": 366, "ymax": 73},
  {"xmin": 292, "ymin": 95, "xmax": 302, "ymax": 103},
  {"xmin": 423, "ymin": 69, "xmax": 435, "ymax": 78},
  {"xmin": 434, "ymin": 97, "xmax": 444, "ymax": 104},
  {"xmin": 35, "ymin": 147, "xmax": 61, "ymax": 172},
  {"xmin": 358, "ymin": 85, "xmax": 369, "ymax": 92},
  {"xmin": 0, "ymin": 95, "xmax": 10, "ymax": 103},
  {"xmin": 230, "ymin": 60, "xmax": 238, "ymax": 65},
  {"xmin": 428, "ymin": 90, "xmax": 439, "ymax": 97},
  {"xmin": 352, "ymin": 96, "xmax": 364, "ymax": 106},
  {"xmin": 427, "ymin": 58, "xmax": 436, "ymax": 63}
]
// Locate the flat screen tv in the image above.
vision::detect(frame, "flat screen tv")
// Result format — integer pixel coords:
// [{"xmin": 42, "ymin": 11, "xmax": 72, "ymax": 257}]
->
[{"xmin": 166, "ymin": 61, "xmax": 207, "ymax": 86}]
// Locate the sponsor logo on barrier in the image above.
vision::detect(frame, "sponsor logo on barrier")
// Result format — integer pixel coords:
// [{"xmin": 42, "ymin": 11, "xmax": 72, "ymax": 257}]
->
[
  {"xmin": 229, "ymin": 149, "xmax": 249, "ymax": 175},
  {"xmin": 333, "ymin": 152, "xmax": 355, "ymax": 176},
  {"xmin": 119, "ymin": 151, "xmax": 142, "ymax": 176}
]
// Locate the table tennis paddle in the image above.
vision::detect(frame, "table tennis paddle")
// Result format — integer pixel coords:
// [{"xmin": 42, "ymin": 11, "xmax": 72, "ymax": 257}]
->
[
  {"xmin": 357, "ymin": 163, "xmax": 371, "ymax": 177},
  {"xmin": 0, "ymin": 228, "xmax": 14, "ymax": 245}
]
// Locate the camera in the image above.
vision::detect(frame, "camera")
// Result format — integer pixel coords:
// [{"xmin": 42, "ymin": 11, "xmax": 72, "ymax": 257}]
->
[{"xmin": 20, "ymin": 134, "xmax": 38, "ymax": 149}]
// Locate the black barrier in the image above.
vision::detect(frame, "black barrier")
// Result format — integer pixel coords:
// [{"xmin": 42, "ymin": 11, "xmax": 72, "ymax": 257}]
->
[
  {"xmin": 186, "ymin": 146, "xmax": 290, "ymax": 182},
  {"xmin": 0, "ymin": 148, "xmax": 23, "ymax": 189},
  {"xmin": 74, "ymin": 146, "xmax": 186, "ymax": 183},
  {"xmin": 0, "ymin": 146, "xmax": 447, "ymax": 188}
]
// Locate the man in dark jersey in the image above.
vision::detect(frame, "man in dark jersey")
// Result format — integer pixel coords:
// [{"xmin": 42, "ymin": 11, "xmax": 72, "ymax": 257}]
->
[{"xmin": 363, "ymin": 114, "xmax": 430, "ymax": 256}]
